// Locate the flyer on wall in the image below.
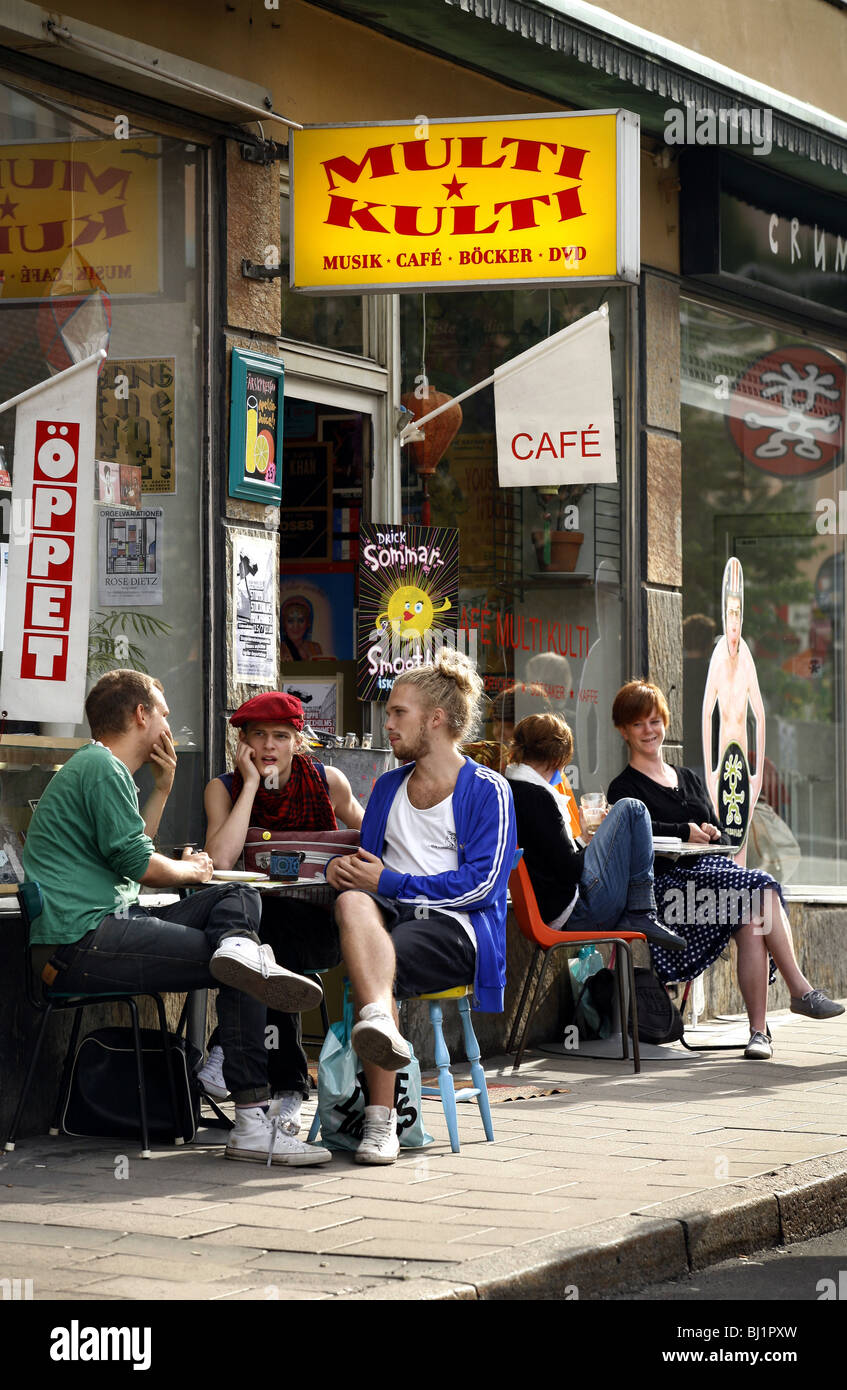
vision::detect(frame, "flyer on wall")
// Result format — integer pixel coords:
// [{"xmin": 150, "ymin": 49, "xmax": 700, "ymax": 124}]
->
[
  {"xmin": 233, "ymin": 530, "xmax": 276, "ymax": 685},
  {"xmin": 357, "ymin": 521, "xmax": 459, "ymax": 700},
  {"xmin": 98, "ymin": 507, "xmax": 164, "ymax": 606}
]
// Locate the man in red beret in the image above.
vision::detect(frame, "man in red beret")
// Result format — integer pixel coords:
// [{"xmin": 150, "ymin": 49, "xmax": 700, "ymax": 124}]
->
[
  {"xmin": 23, "ymin": 670, "xmax": 330, "ymax": 1166},
  {"xmin": 200, "ymin": 690, "xmax": 363, "ymax": 1156}
]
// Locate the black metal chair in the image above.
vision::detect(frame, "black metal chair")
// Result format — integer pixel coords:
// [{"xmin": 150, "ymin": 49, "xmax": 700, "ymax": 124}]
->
[{"xmin": 4, "ymin": 882, "xmax": 183, "ymax": 1159}]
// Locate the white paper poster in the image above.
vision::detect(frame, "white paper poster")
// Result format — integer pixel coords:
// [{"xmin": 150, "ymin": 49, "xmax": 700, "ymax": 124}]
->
[
  {"xmin": 233, "ymin": 531, "xmax": 276, "ymax": 684},
  {"xmin": 0, "ymin": 543, "xmax": 8, "ymax": 651},
  {"xmin": 98, "ymin": 507, "xmax": 164, "ymax": 606},
  {"xmin": 0, "ymin": 351, "xmax": 102, "ymax": 723},
  {"xmin": 495, "ymin": 307, "xmax": 617, "ymax": 488}
]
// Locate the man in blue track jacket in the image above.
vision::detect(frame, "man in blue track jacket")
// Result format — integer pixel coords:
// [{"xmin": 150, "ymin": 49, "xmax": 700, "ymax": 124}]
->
[{"xmin": 326, "ymin": 650, "xmax": 516, "ymax": 1165}]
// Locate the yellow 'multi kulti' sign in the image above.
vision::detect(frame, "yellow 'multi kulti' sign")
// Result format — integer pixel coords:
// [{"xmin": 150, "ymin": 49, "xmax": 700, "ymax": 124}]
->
[
  {"xmin": 0, "ymin": 138, "xmax": 161, "ymax": 301},
  {"xmin": 291, "ymin": 111, "xmax": 640, "ymax": 293}
]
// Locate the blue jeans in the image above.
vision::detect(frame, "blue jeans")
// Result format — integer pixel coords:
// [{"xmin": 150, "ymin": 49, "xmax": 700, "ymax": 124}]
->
[
  {"xmin": 44, "ymin": 883, "xmax": 269, "ymax": 1104},
  {"xmin": 568, "ymin": 798, "xmax": 656, "ymax": 932}
]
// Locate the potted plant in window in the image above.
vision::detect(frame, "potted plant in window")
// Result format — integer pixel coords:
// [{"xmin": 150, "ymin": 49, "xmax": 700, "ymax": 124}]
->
[{"xmin": 531, "ymin": 485, "xmax": 586, "ymax": 572}]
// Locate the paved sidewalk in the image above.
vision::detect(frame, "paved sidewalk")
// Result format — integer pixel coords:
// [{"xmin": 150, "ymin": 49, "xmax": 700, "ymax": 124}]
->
[{"xmin": 2, "ymin": 1004, "xmax": 847, "ymax": 1301}]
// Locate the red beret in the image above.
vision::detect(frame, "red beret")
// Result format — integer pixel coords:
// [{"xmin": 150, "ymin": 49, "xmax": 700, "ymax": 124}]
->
[{"xmin": 229, "ymin": 692, "xmax": 305, "ymax": 730}]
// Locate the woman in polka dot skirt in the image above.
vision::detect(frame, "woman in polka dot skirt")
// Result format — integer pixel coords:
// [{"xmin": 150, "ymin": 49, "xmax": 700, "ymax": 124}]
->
[{"xmin": 607, "ymin": 679, "xmax": 843, "ymax": 1060}]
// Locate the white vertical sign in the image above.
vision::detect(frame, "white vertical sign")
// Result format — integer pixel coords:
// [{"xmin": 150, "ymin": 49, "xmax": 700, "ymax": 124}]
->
[{"xmin": 0, "ymin": 352, "xmax": 104, "ymax": 723}]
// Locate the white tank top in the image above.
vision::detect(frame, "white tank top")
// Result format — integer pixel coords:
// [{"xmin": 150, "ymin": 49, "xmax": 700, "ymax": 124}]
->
[{"xmin": 383, "ymin": 779, "xmax": 476, "ymax": 950}]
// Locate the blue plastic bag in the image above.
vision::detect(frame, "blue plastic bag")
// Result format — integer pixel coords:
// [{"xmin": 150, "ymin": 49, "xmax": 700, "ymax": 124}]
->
[{"xmin": 317, "ymin": 985, "xmax": 433, "ymax": 1151}]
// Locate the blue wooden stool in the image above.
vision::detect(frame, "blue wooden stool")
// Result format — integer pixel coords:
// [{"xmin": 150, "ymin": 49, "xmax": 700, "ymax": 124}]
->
[
  {"xmin": 307, "ymin": 984, "xmax": 495, "ymax": 1154},
  {"xmin": 413, "ymin": 985, "xmax": 494, "ymax": 1154}
]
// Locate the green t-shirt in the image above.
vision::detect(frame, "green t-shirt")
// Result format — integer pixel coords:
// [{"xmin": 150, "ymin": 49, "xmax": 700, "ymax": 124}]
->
[{"xmin": 22, "ymin": 742, "xmax": 155, "ymax": 945}]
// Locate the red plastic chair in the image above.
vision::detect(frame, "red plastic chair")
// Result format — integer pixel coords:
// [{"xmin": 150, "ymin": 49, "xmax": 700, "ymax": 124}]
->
[{"xmin": 507, "ymin": 857, "xmax": 647, "ymax": 1073}]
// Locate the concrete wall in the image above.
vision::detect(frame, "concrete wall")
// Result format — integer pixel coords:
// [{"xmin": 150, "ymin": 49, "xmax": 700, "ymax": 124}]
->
[{"xmin": 590, "ymin": 0, "xmax": 847, "ymax": 120}]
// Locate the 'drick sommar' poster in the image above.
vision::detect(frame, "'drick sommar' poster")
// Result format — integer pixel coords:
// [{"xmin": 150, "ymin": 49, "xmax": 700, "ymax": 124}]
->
[{"xmin": 357, "ymin": 522, "xmax": 459, "ymax": 701}]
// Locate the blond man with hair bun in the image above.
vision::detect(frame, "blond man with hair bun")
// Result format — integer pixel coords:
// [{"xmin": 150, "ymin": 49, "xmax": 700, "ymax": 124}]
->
[{"xmin": 326, "ymin": 649, "xmax": 517, "ymax": 1165}]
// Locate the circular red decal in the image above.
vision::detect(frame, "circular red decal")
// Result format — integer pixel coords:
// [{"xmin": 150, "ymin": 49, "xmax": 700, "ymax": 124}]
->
[{"xmin": 728, "ymin": 344, "xmax": 845, "ymax": 479}]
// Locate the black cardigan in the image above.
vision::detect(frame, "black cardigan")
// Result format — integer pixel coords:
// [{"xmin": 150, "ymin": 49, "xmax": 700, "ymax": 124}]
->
[
  {"xmin": 509, "ymin": 779, "xmax": 585, "ymax": 924},
  {"xmin": 607, "ymin": 764, "xmax": 727, "ymax": 843}
]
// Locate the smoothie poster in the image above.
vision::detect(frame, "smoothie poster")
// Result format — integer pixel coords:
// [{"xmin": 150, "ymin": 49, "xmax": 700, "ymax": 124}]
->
[{"xmin": 357, "ymin": 522, "xmax": 459, "ymax": 701}]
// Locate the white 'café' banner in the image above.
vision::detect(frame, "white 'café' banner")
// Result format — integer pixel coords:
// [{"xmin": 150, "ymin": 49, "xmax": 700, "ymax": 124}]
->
[
  {"xmin": 0, "ymin": 352, "xmax": 103, "ymax": 723},
  {"xmin": 495, "ymin": 306, "xmax": 617, "ymax": 488}
]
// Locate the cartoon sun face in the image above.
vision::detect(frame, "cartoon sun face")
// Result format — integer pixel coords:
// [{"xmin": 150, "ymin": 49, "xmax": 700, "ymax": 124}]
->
[{"xmin": 377, "ymin": 585, "xmax": 451, "ymax": 641}]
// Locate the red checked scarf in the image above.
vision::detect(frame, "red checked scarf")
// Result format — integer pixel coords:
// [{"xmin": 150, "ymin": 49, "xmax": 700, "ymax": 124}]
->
[{"xmin": 230, "ymin": 754, "xmax": 337, "ymax": 831}]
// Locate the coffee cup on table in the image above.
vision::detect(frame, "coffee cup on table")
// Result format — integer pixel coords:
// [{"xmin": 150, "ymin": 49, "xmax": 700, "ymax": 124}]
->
[{"xmin": 580, "ymin": 792, "xmax": 607, "ymax": 835}]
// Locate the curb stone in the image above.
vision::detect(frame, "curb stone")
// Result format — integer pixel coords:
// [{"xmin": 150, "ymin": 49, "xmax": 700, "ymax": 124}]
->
[{"xmin": 340, "ymin": 1152, "xmax": 847, "ymax": 1300}]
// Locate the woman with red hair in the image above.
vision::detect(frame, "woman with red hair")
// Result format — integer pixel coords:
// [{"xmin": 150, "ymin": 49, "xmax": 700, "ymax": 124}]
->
[{"xmin": 609, "ymin": 679, "xmax": 842, "ymax": 1060}]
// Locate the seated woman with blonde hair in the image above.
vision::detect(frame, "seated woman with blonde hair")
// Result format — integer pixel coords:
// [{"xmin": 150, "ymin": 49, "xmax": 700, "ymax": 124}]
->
[
  {"xmin": 608, "ymin": 678, "xmax": 843, "ymax": 1060},
  {"xmin": 505, "ymin": 712, "xmax": 686, "ymax": 950}
]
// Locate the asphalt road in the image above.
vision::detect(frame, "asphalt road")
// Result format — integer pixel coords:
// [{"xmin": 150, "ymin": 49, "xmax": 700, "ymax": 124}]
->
[{"xmin": 606, "ymin": 1226, "xmax": 847, "ymax": 1300}]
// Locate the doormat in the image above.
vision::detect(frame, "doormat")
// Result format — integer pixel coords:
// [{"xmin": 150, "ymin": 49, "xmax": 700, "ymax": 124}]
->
[{"xmin": 420, "ymin": 1076, "xmax": 570, "ymax": 1104}]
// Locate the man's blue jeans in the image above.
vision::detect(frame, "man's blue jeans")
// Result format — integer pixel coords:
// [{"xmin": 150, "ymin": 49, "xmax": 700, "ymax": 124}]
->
[
  {"xmin": 568, "ymin": 798, "xmax": 656, "ymax": 931},
  {"xmin": 44, "ymin": 883, "xmax": 270, "ymax": 1104}
]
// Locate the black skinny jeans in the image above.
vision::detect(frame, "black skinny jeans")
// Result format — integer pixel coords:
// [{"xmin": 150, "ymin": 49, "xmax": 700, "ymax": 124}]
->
[{"xmin": 46, "ymin": 883, "xmax": 269, "ymax": 1104}]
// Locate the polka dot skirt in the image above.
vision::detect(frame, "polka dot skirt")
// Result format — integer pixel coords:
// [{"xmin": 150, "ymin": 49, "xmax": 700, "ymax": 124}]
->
[{"xmin": 650, "ymin": 854, "xmax": 783, "ymax": 985}]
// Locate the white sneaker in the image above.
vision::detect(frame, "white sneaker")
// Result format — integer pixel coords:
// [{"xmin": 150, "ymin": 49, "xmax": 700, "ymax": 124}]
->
[
  {"xmin": 268, "ymin": 1090, "xmax": 302, "ymax": 1136},
  {"xmin": 210, "ymin": 938, "xmax": 323, "ymax": 1013},
  {"xmin": 351, "ymin": 1004, "xmax": 411, "ymax": 1071},
  {"xmin": 355, "ymin": 1105, "xmax": 400, "ymax": 1165},
  {"xmin": 196, "ymin": 1044, "xmax": 229, "ymax": 1100},
  {"xmin": 225, "ymin": 1106, "xmax": 331, "ymax": 1167}
]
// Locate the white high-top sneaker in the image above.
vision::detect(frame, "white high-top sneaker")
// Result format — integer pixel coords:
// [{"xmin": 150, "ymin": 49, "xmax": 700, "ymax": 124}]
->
[
  {"xmin": 355, "ymin": 1105, "xmax": 400, "ymax": 1165},
  {"xmin": 351, "ymin": 1004, "xmax": 411, "ymax": 1071},
  {"xmin": 225, "ymin": 1106, "xmax": 331, "ymax": 1167},
  {"xmin": 196, "ymin": 1044, "xmax": 229, "ymax": 1100},
  {"xmin": 210, "ymin": 937, "xmax": 323, "ymax": 1013},
  {"xmin": 268, "ymin": 1091, "xmax": 302, "ymax": 1137}
]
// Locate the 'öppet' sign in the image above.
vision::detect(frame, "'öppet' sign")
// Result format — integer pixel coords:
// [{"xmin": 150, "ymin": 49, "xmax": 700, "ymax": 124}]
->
[{"xmin": 0, "ymin": 352, "xmax": 101, "ymax": 723}]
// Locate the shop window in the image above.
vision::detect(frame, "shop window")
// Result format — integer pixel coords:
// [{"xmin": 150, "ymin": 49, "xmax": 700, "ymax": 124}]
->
[
  {"xmin": 681, "ymin": 299, "xmax": 847, "ymax": 884},
  {"xmin": 0, "ymin": 78, "xmax": 206, "ymax": 849},
  {"xmin": 399, "ymin": 288, "xmax": 629, "ymax": 794},
  {"xmin": 280, "ymin": 190, "xmax": 365, "ymax": 356}
]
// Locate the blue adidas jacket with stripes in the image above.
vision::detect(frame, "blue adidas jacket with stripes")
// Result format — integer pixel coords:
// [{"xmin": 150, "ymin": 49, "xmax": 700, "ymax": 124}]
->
[{"xmin": 361, "ymin": 757, "xmax": 517, "ymax": 1014}]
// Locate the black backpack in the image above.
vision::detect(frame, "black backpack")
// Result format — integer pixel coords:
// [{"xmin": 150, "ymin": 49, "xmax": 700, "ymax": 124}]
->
[{"xmin": 629, "ymin": 967, "xmax": 685, "ymax": 1045}]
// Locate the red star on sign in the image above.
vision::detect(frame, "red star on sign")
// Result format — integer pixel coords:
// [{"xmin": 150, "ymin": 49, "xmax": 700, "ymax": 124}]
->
[
  {"xmin": 0, "ymin": 196, "xmax": 18, "ymax": 219},
  {"xmin": 442, "ymin": 176, "xmax": 466, "ymax": 200}
]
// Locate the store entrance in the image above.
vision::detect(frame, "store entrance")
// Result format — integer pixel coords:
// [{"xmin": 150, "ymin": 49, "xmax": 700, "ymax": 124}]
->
[{"xmin": 278, "ymin": 394, "xmax": 370, "ymax": 743}]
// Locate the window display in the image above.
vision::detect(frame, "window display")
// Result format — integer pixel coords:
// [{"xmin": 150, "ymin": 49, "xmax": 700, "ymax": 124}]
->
[{"xmin": 681, "ymin": 299, "xmax": 847, "ymax": 883}]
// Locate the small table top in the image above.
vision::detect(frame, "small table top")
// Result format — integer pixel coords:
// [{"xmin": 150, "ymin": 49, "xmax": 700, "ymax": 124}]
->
[{"xmin": 652, "ymin": 840, "xmax": 733, "ymax": 857}]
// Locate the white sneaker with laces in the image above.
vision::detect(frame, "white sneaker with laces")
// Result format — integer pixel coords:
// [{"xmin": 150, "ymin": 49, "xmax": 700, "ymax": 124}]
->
[
  {"xmin": 210, "ymin": 937, "xmax": 323, "ymax": 1013},
  {"xmin": 225, "ymin": 1106, "xmax": 331, "ymax": 1166},
  {"xmin": 744, "ymin": 1029, "xmax": 773, "ymax": 1060},
  {"xmin": 351, "ymin": 1004, "xmax": 411, "ymax": 1071},
  {"xmin": 196, "ymin": 1044, "xmax": 229, "ymax": 1100},
  {"xmin": 355, "ymin": 1105, "xmax": 400, "ymax": 1165},
  {"xmin": 268, "ymin": 1090, "xmax": 302, "ymax": 1136}
]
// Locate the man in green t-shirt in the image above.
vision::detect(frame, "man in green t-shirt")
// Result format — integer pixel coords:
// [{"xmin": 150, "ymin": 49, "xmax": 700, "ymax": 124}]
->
[{"xmin": 23, "ymin": 669, "xmax": 331, "ymax": 1167}]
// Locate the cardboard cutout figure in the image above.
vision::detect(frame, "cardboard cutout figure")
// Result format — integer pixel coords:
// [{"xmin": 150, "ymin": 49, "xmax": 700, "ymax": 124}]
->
[{"xmin": 701, "ymin": 557, "xmax": 766, "ymax": 861}]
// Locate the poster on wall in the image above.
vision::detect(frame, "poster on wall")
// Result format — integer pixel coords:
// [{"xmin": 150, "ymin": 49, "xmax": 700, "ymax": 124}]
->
[
  {"xmin": 357, "ymin": 522, "xmax": 459, "ymax": 701},
  {"xmin": 96, "ymin": 358, "xmax": 176, "ymax": 494},
  {"xmin": 98, "ymin": 507, "xmax": 164, "ymax": 606},
  {"xmin": 0, "ymin": 541, "xmax": 8, "ymax": 650},
  {"xmin": 279, "ymin": 571, "xmax": 355, "ymax": 660},
  {"xmin": 228, "ymin": 349, "xmax": 284, "ymax": 505},
  {"xmin": 281, "ymin": 675, "xmax": 341, "ymax": 736},
  {"xmin": 232, "ymin": 530, "xmax": 276, "ymax": 685}
]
